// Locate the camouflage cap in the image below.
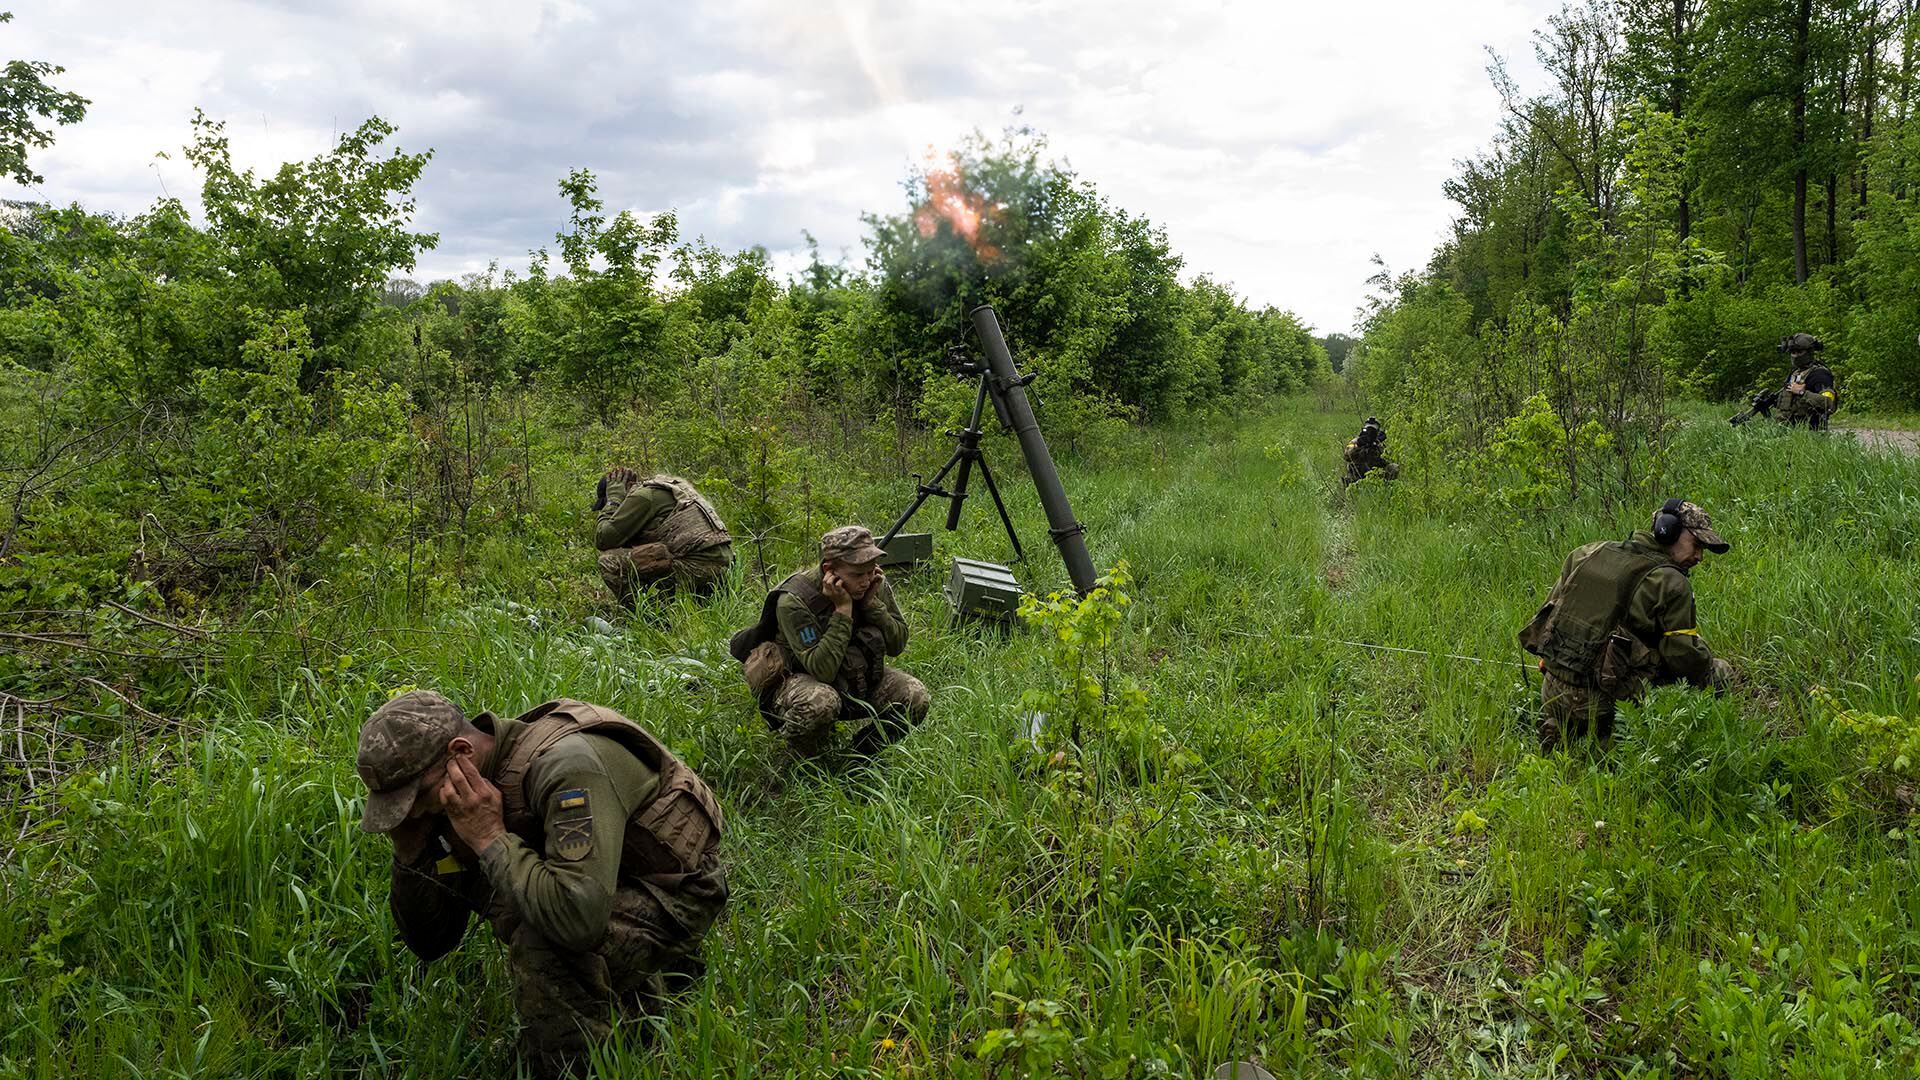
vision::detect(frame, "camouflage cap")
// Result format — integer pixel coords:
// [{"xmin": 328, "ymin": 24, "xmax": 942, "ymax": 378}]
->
[
  {"xmin": 356, "ymin": 690, "xmax": 464, "ymax": 833},
  {"xmin": 821, "ymin": 524, "xmax": 888, "ymax": 565},
  {"xmin": 1674, "ymin": 501, "xmax": 1730, "ymax": 554}
]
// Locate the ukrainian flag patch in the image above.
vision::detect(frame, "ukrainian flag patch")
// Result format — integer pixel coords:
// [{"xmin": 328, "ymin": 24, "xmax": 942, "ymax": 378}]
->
[{"xmin": 558, "ymin": 789, "xmax": 589, "ymax": 811}]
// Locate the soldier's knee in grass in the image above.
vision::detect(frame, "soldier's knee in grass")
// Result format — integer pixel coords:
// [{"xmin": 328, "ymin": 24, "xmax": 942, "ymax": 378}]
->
[
  {"xmin": 896, "ymin": 673, "xmax": 931, "ymax": 722},
  {"xmin": 779, "ymin": 682, "xmax": 841, "ymax": 736},
  {"xmin": 626, "ymin": 541, "xmax": 676, "ymax": 579}
]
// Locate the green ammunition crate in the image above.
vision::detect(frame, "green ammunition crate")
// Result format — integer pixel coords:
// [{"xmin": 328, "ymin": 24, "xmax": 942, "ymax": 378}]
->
[
  {"xmin": 944, "ymin": 557, "xmax": 1023, "ymax": 621},
  {"xmin": 878, "ymin": 531, "xmax": 933, "ymax": 567}
]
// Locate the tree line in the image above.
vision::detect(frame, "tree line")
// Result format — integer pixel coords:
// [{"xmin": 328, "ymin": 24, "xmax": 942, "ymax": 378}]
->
[
  {"xmin": 1353, "ymin": 0, "xmax": 1920, "ymax": 512},
  {"xmin": 0, "ymin": 15, "xmax": 1327, "ymax": 614}
]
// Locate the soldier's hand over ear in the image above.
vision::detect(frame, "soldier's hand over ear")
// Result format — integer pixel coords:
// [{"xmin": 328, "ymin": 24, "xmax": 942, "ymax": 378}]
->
[
  {"xmin": 605, "ymin": 466, "xmax": 637, "ymax": 486},
  {"xmin": 859, "ymin": 568, "xmax": 887, "ymax": 610},
  {"xmin": 440, "ymin": 753, "xmax": 506, "ymax": 854},
  {"xmin": 820, "ymin": 569, "xmax": 853, "ymax": 614}
]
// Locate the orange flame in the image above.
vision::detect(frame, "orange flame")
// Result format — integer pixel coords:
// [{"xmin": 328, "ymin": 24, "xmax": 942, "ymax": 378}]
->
[{"xmin": 913, "ymin": 152, "xmax": 1001, "ymax": 261}]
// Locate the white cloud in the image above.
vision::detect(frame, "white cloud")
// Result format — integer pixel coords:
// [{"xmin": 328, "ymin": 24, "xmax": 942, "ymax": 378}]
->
[{"xmin": 3, "ymin": 0, "xmax": 1560, "ymax": 333}]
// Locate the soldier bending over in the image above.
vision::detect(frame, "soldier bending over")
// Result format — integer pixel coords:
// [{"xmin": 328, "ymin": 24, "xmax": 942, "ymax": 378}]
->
[
  {"xmin": 1520, "ymin": 500, "xmax": 1736, "ymax": 751},
  {"xmin": 594, "ymin": 467, "xmax": 733, "ymax": 607},
  {"xmin": 359, "ymin": 691, "xmax": 727, "ymax": 1078}
]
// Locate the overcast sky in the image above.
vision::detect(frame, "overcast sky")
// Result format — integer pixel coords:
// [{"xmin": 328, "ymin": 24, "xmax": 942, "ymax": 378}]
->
[{"xmin": 3, "ymin": 0, "xmax": 1560, "ymax": 335}]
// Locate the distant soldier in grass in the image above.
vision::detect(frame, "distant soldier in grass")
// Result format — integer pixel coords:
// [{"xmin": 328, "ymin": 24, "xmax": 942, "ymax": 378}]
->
[
  {"xmin": 729, "ymin": 525, "xmax": 931, "ymax": 757},
  {"xmin": 1730, "ymin": 332, "xmax": 1837, "ymax": 428},
  {"xmin": 593, "ymin": 466, "xmax": 733, "ymax": 607},
  {"xmin": 358, "ymin": 691, "xmax": 726, "ymax": 1079},
  {"xmin": 1342, "ymin": 416, "xmax": 1399, "ymax": 486},
  {"xmin": 1520, "ymin": 500, "xmax": 1737, "ymax": 751}
]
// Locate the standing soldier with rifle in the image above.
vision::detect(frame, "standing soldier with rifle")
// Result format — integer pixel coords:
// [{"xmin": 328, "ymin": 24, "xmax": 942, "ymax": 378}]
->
[
  {"xmin": 729, "ymin": 525, "xmax": 931, "ymax": 758},
  {"xmin": 1730, "ymin": 332, "xmax": 1837, "ymax": 428},
  {"xmin": 357, "ymin": 691, "xmax": 727, "ymax": 1079},
  {"xmin": 1342, "ymin": 416, "xmax": 1399, "ymax": 486},
  {"xmin": 1519, "ymin": 500, "xmax": 1737, "ymax": 751},
  {"xmin": 594, "ymin": 467, "xmax": 734, "ymax": 607}
]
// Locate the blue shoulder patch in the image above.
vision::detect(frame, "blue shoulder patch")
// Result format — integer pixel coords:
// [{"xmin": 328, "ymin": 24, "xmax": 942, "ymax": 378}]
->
[{"xmin": 798, "ymin": 623, "xmax": 819, "ymax": 646}]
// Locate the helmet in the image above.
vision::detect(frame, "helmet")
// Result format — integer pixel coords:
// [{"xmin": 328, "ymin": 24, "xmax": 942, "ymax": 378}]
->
[{"xmin": 1784, "ymin": 332, "xmax": 1822, "ymax": 354}]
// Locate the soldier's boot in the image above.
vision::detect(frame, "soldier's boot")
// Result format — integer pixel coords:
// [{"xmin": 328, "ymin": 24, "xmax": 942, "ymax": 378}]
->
[
  {"xmin": 1537, "ymin": 712, "xmax": 1564, "ymax": 755},
  {"xmin": 848, "ymin": 668, "xmax": 931, "ymax": 757}
]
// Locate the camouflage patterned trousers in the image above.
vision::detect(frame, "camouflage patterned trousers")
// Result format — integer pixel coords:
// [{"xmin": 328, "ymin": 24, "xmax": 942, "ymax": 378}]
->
[
  {"xmin": 598, "ymin": 542, "xmax": 733, "ymax": 608},
  {"xmin": 771, "ymin": 668, "xmax": 931, "ymax": 757},
  {"xmin": 507, "ymin": 859, "xmax": 727, "ymax": 1080},
  {"xmin": 1537, "ymin": 671, "xmax": 1619, "ymax": 752}
]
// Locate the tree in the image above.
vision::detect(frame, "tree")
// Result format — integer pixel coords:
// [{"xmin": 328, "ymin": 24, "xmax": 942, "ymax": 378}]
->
[{"xmin": 0, "ymin": 11, "xmax": 88, "ymax": 187}]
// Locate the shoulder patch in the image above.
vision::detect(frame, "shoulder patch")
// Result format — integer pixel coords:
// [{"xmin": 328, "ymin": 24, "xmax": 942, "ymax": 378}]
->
[
  {"xmin": 798, "ymin": 623, "xmax": 820, "ymax": 647},
  {"xmin": 549, "ymin": 788, "xmax": 594, "ymax": 861}
]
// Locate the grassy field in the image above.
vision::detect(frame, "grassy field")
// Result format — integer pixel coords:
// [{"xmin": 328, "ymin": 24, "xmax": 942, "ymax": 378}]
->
[{"xmin": 7, "ymin": 399, "xmax": 1920, "ymax": 1078}]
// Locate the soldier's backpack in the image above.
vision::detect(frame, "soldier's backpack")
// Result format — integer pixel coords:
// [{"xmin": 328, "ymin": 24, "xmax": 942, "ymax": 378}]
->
[{"xmin": 1518, "ymin": 542, "xmax": 1665, "ymax": 696}]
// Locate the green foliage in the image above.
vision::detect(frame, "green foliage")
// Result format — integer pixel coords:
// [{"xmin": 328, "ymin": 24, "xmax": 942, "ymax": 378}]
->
[
  {"xmin": 1367, "ymin": 0, "xmax": 1920, "ymax": 478},
  {"xmin": 1813, "ymin": 679, "xmax": 1920, "ymax": 792},
  {"xmin": 1017, "ymin": 562, "xmax": 1151, "ymax": 753},
  {"xmin": 0, "ymin": 11, "xmax": 89, "ymax": 186},
  {"xmin": 1471, "ymin": 391, "xmax": 1614, "ymax": 511},
  {"xmin": 6, "ymin": 401, "xmax": 1920, "ymax": 1076}
]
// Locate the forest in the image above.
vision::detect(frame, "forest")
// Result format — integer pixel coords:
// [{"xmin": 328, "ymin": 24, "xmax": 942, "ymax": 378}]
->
[
  {"xmin": 1355, "ymin": 0, "xmax": 1920, "ymax": 513},
  {"xmin": 4, "ymin": 2, "xmax": 1920, "ymax": 1077}
]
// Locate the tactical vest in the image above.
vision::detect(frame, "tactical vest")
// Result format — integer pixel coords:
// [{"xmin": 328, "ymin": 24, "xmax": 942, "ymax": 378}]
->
[
  {"xmin": 634, "ymin": 475, "xmax": 729, "ymax": 555},
  {"xmin": 495, "ymin": 700, "xmax": 724, "ymax": 889},
  {"xmin": 1518, "ymin": 541, "xmax": 1665, "ymax": 694},
  {"xmin": 728, "ymin": 571, "xmax": 888, "ymax": 696}
]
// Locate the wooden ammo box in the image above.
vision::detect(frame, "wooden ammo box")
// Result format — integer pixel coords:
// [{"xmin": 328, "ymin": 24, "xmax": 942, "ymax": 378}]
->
[
  {"xmin": 878, "ymin": 531, "xmax": 933, "ymax": 567},
  {"xmin": 943, "ymin": 557, "xmax": 1023, "ymax": 622}
]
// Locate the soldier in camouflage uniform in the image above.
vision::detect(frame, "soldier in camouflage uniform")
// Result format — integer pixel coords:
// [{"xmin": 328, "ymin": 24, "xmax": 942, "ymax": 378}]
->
[
  {"xmin": 1342, "ymin": 417, "xmax": 1399, "ymax": 486},
  {"xmin": 1519, "ymin": 500, "xmax": 1736, "ymax": 751},
  {"xmin": 729, "ymin": 525, "xmax": 931, "ymax": 757},
  {"xmin": 1775, "ymin": 333, "xmax": 1837, "ymax": 429},
  {"xmin": 358, "ymin": 691, "xmax": 727, "ymax": 1079},
  {"xmin": 594, "ymin": 467, "xmax": 733, "ymax": 607},
  {"xmin": 1731, "ymin": 333, "xmax": 1838, "ymax": 428}
]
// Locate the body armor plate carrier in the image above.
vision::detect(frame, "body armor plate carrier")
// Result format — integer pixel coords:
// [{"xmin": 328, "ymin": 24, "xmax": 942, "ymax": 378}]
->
[
  {"xmin": 496, "ymin": 699, "xmax": 723, "ymax": 889},
  {"xmin": 1519, "ymin": 542, "xmax": 1665, "ymax": 696},
  {"xmin": 638, "ymin": 475, "xmax": 730, "ymax": 555}
]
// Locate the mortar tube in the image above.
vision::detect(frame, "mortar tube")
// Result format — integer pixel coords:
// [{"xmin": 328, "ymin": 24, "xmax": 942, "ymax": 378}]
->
[{"xmin": 969, "ymin": 304, "xmax": 1098, "ymax": 595}]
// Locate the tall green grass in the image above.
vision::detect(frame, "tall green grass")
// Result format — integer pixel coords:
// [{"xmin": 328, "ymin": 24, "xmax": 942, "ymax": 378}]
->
[{"xmin": 5, "ymin": 401, "xmax": 1918, "ymax": 1077}]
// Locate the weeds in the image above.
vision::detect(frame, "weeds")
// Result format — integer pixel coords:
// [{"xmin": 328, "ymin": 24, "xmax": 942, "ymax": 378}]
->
[{"xmin": 4, "ymin": 399, "xmax": 1919, "ymax": 1076}]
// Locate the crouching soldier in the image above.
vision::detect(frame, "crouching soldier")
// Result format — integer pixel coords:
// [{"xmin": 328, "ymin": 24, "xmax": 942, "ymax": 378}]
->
[
  {"xmin": 594, "ymin": 467, "xmax": 733, "ymax": 607},
  {"xmin": 358, "ymin": 691, "xmax": 727, "ymax": 1079},
  {"xmin": 1519, "ymin": 500, "xmax": 1736, "ymax": 751},
  {"xmin": 1342, "ymin": 416, "xmax": 1399, "ymax": 486},
  {"xmin": 729, "ymin": 525, "xmax": 931, "ymax": 757}
]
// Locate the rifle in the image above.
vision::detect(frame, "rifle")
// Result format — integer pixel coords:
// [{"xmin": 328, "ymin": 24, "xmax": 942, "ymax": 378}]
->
[{"xmin": 1728, "ymin": 390, "xmax": 1775, "ymax": 426}]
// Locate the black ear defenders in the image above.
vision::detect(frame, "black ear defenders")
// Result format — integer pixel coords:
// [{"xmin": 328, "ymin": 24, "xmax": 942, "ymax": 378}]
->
[
  {"xmin": 593, "ymin": 474, "xmax": 609, "ymax": 512},
  {"xmin": 1652, "ymin": 498, "xmax": 1686, "ymax": 544}
]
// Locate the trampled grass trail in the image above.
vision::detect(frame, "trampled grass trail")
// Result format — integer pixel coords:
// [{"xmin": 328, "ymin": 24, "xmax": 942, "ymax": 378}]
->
[{"xmin": 7, "ymin": 400, "xmax": 1920, "ymax": 1078}]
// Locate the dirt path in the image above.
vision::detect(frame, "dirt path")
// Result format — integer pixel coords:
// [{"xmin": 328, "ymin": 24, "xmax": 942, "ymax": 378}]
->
[{"xmin": 1837, "ymin": 427, "xmax": 1920, "ymax": 455}]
